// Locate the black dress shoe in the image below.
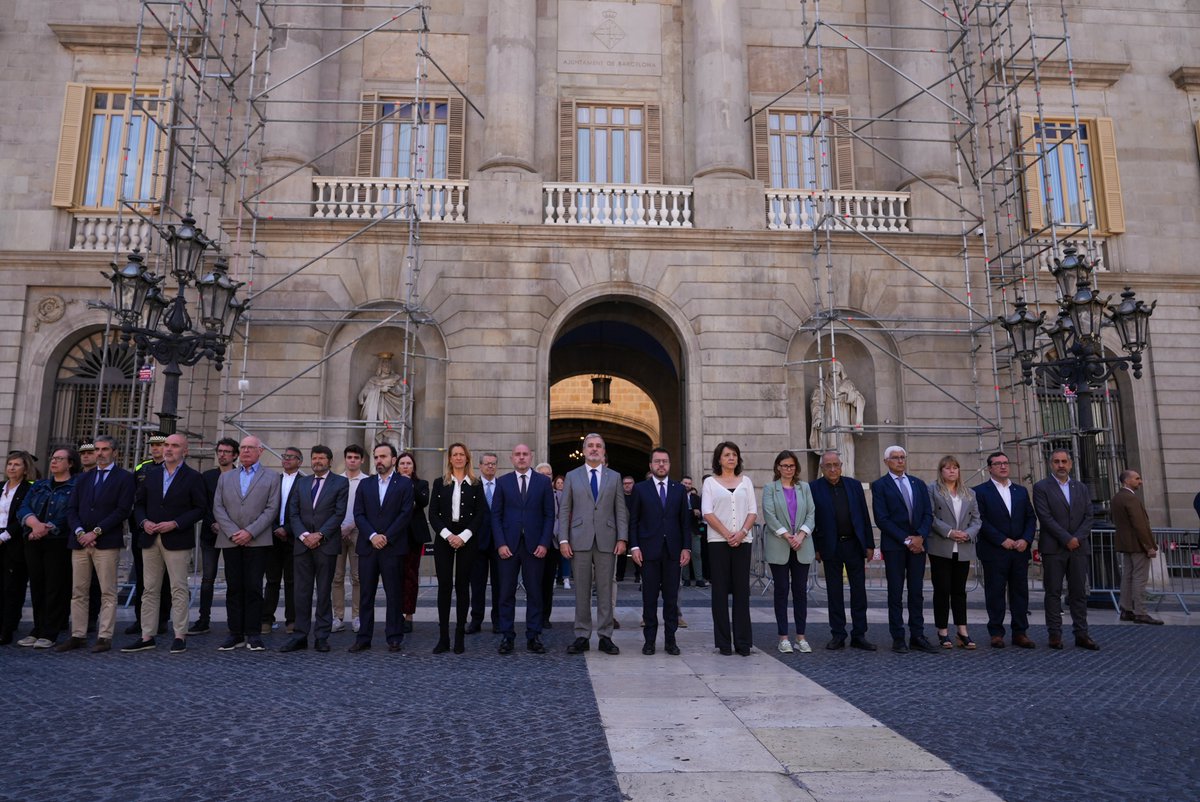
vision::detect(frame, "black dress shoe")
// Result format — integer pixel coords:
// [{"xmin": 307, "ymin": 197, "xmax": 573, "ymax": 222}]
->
[
  {"xmin": 314, "ymin": 639, "xmax": 330, "ymax": 652},
  {"xmin": 120, "ymin": 638, "xmax": 156, "ymax": 653},
  {"xmin": 348, "ymin": 641, "xmax": 371, "ymax": 653},
  {"xmin": 465, "ymin": 621, "xmax": 481, "ymax": 634},
  {"xmin": 849, "ymin": 637, "xmax": 877, "ymax": 651},
  {"xmin": 718, "ymin": 646, "xmax": 733, "ymax": 656},
  {"xmin": 695, "ymin": 580, "xmax": 708, "ymax": 588},
  {"xmin": 909, "ymin": 635, "xmax": 940, "ymax": 654},
  {"xmin": 1119, "ymin": 608, "xmax": 1135, "ymax": 621},
  {"xmin": 279, "ymin": 637, "xmax": 307, "ymax": 653},
  {"xmin": 527, "ymin": 637, "xmax": 546, "ymax": 654},
  {"xmin": 498, "ymin": 637, "xmax": 515, "ymax": 655},
  {"xmin": 598, "ymin": 636, "xmax": 620, "ymax": 655},
  {"xmin": 735, "ymin": 646, "xmax": 751, "ymax": 657},
  {"xmin": 543, "ymin": 621, "xmax": 553, "ymax": 629},
  {"xmin": 433, "ymin": 637, "xmax": 450, "ymax": 654},
  {"xmin": 642, "ymin": 643, "xmax": 655, "ymax": 655},
  {"xmin": 403, "ymin": 619, "xmax": 413, "ymax": 634},
  {"xmin": 217, "ymin": 635, "xmax": 245, "ymax": 651},
  {"xmin": 1074, "ymin": 635, "xmax": 1100, "ymax": 651},
  {"xmin": 1133, "ymin": 614, "xmax": 1164, "ymax": 625},
  {"xmin": 892, "ymin": 638, "xmax": 910, "ymax": 654},
  {"xmin": 826, "ymin": 636, "xmax": 847, "ymax": 651},
  {"xmin": 388, "ymin": 642, "xmax": 403, "ymax": 653},
  {"xmin": 567, "ymin": 637, "xmax": 590, "ymax": 654},
  {"xmin": 665, "ymin": 642, "xmax": 680, "ymax": 656},
  {"xmin": 187, "ymin": 620, "xmax": 210, "ymax": 635},
  {"xmin": 454, "ymin": 631, "xmax": 465, "ymax": 654}
]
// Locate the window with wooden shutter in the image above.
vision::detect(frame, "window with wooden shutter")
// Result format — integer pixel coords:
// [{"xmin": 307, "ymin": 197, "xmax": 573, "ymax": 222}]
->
[
  {"xmin": 560, "ymin": 100, "xmax": 662, "ymax": 184},
  {"xmin": 356, "ymin": 91, "xmax": 380, "ymax": 177},
  {"xmin": 752, "ymin": 107, "xmax": 849, "ymax": 190},
  {"xmin": 1020, "ymin": 114, "xmax": 1123, "ymax": 235},
  {"xmin": 53, "ymin": 84, "xmax": 165, "ymax": 210},
  {"xmin": 367, "ymin": 95, "xmax": 463, "ymax": 180}
]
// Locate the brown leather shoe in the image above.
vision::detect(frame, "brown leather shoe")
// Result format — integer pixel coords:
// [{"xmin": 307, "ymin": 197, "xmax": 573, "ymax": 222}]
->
[
  {"xmin": 1048, "ymin": 635, "xmax": 1063, "ymax": 650},
  {"xmin": 1012, "ymin": 634, "xmax": 1036, "ymax": 649},
  {"xmin": 54, "ymin": 636, "xmax": 85, "ymax": 653},
  {"xmin": 1119, "ymin": 609, "xmax": 1135, "ymax": 621},
  {"xmin": 1074, "ymin": 635, "xmax": 1100, "ymax": 651},
  {"xmin": 90, "ymin": 638, "xmax": 111, "ymax": 653},
  {"xmin": 990, "ymin": 636, "xmax": 1006, "ymax": 649},
  {"xmin": 1133, "ymin": 614, "xmax": 1164, "ymax": 625}
]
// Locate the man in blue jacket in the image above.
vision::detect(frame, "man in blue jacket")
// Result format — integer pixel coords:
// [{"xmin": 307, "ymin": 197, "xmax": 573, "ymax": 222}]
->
[
  {"xmin": 629, "ymin": 448, "xmax": 691, "ymax": 655},
  {"xmin": 810, "ymin": 450, "xmax": 876, "ymax": 651}
]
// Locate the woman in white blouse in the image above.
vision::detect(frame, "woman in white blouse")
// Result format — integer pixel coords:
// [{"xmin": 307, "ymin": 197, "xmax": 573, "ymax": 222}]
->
[
  {"xmin": 701, "ymin": 441, "xmax": 757, "ymax": 656},
  {"xmin": 927, "ymin": 455, "xmax": 982, "ymax": 649},
  {"xmin": 427, "ymin": 443, "xmax": 486, "ymax": 654}
]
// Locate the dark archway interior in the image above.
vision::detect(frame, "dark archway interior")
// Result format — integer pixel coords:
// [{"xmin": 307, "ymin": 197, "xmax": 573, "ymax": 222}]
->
[{"xmin": 549, "ymin": 300, "xmax": 684, "ymax": 480}]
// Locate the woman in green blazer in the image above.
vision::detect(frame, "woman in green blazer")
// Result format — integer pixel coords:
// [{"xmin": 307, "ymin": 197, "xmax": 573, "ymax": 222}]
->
[{"xmin": 761, "ymin": 450, "xmax": 816, "ymax": 653}]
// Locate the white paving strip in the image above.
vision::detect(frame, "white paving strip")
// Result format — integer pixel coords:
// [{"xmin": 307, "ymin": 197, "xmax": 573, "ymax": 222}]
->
[{"xmin": 587, "ymin": 604, "xmax": 1002, "ymax": 802}]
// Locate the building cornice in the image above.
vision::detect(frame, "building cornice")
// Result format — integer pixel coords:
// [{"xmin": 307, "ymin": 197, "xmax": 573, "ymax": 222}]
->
[
  {"xmin": 49, "ymin": 22, "xmax": 171, "ymax": 55},
  {"xmin": 1005, "ymin": 59, "xmax": 1130, "ymax": 89},
  {"xmin": 1170, "ymin": 66, "xmax": 1200, "ymax": 91}
]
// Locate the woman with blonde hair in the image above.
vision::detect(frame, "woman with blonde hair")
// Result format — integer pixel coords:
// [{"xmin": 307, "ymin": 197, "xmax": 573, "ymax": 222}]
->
[
  {"xmin": 427, "ymin": 443, "xmax": 486, "ymax": 654},
  {"xmin": 928, "ymin": 455, "xmax": 982, "ymax": 649}
]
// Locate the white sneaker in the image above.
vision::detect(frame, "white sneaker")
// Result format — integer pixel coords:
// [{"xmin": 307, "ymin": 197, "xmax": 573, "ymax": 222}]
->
[
  {"xmin": 777, "ymin": 639, "xmax": 794, "ymax": 654},
  {"xmin": 352, "ymin": 617, "xmax": 361, "ymax": 633},
  {"xmin": 331, "ymin": 618, "xmax": 345, "ymax": 633},
  {"xmin": 33, "ymin": 638, "xmax": 54, "ymax": 649},
  {"xmin": 16, "ymin": 635, "xmax": 37, "ymax": 647},
  {"xmin": 564, "ymin": 578, "xmax": 571, "ymax": 589},
  {"xmin": 797, "ymin": 639, "xmax": 813, "ymax": 654}
]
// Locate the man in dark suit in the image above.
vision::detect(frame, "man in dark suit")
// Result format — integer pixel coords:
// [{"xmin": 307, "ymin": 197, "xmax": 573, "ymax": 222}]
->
[
  {"xmin": 681, "ymin": 476, "xmax": 707, "ymax": 588},
  {"xmin": 351, "ymin": 443, "xmax": 414, "ymax": 653},
  {"xmin": 126, "ymin": 433, "xmax": 170, "ymax": 637},
  {"xmin": 191, "ymin": 437, "xmax": 238, "ymax": 634},
  {"xmin": 467, "ymin": 451, "xmax": 501, "ymax": 634},
  {"xmin": 871, "ymin": 445, "xmax": 937, "ymax": 654},
  {"xmin": 1033, "ymin": 449, "xmax": 1098, "ymax": 650},
  {"xmin": 629, "ymin": 448, "xmax": 691, "ymax": 656},
  {"xmin": 263, "ymin": 446, "xmax": 302, "ymax": 634},
  {"xmin": 535, "ymin": 462, "xmax": 561, "ymax": 628},
  {"xmin": 972, "ymin": 451, "xmax": 1037, "ymax": 649},
  {"xmin": 810, "ymin": 450, "xmax": 876, "ymax": 651},
  {"xmin": 122, "ymin": 434, "xmax": 206, "ymax": 654},
  {"xmin": 1110, "ymin": 468, "xmax": 1162, "ymax": 625},
  {"xmin": 490, "ymin": 443, "xmax": 555, "ymax": 655},
  {"xmin": 282, "ymin": 445, "xmax": 349, "ymax": 653},
  {"xmin": 57, "ymin": 434, "xmax": 135, "ymax": 653}
]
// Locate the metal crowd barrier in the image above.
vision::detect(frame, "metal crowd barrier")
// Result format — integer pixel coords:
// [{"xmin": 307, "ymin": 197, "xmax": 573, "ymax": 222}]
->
[{"xmin": 1083, "ymin": 527, "xmax": 1199, "ymax": 614}]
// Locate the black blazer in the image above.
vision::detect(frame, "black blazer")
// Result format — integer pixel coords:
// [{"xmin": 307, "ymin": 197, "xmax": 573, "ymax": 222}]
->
[
  {"xmin": 403, "ymin": 478, "xmax": 431, "ymax": 549},
  {"xmin": 133, "ymin": 462, "xmax": 207, "ymax": 550},
  {"xmin": 3, "ymin": 481, "xmax": 32, "ymax": 542},
  {"xmin": 353, "ymin": 472, "xmax": 414, "ymax": 556},
  {"xmin": 427, "ymin": 476, "xmax": 487, "ymax": 540},
  {"xmin": 287, "ymin": 472, "xmax": 349, "ymax": 557},
  {"xmin": 67, "ymin": 466, "xmax": 135, "ymax": 550},
  {"xmin": 628, "ymin": 478, "xmax": 692, "ymax": 561},
  {"xmin": 809, "ymin": 476, "xmax": 875, "ymax": 557},
  {"xmin": 972, "ymin": 480, "xmax": 1037, "ymax": 562}
]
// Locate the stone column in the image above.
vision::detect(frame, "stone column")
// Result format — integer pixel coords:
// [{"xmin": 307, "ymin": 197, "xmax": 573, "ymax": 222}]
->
[
  {"xmin": 258, "ymin": 4, "xmax": 325, "ymax": 206},
  {"xmin": 889, "ymin": 4, "xmax": 959, "ymax": 233},
  {"xmin": 688, "ymin": 0, "xmax": 762, "ymax": 230},
  {"xmin": 471, "ymin": 0, "xmax": 542, "ymax": 224}
]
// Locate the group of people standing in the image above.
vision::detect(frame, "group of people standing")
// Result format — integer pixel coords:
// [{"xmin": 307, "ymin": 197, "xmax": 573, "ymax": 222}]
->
[{"xmin": 0, "ymin": 429, "xmax": 1164, "ymax": 657}]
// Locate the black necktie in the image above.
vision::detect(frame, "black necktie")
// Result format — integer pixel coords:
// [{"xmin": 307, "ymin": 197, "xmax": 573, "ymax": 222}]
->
[
  {"xmin": 520, "ymin": 473, "xmax": 527, "ymax": 500},
  {"xmin": 659, "ymin": 481, "xmax": 667, "ymax": 508},
  {"xmin": 94, "ymin": 469, "xmax": 108, "ymax": 488}
]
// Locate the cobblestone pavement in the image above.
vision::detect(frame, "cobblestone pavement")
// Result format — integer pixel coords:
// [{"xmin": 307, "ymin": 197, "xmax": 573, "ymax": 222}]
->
[
  {"xmin": 0, "ymin": 623, "xmax": 619, "ymax": 802},
  {"xmin": 755, "ymin": 621, "xmax": 1200, "ymax": 802}
]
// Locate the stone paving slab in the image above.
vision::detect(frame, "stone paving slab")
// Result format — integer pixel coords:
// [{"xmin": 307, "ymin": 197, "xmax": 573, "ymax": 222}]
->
[{"xmin": 618, "ymin": 771, "xmax": 817, "ymax": 802}]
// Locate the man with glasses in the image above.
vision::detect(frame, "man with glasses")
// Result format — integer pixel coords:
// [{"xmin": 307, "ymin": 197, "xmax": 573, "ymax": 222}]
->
[
  {"xmin": 212, "ymin": 436, "xmax": 280, "ymax": 651},
  {"xmin": 58, "ymin": 435, "xmax": 135, "ymax": 653},
  {"xmin": 810, "ymin": 450, "xmax": 876, "ymax": 651},
  {"xmin": 973, "ymin": 452, "xmax": 1038, "ymax": 649},
  {"xmin": 191, "ymin": 437, "xmax": 239, "ymax": 635},
  {"xmin": 263, "ymin": 446, "xmax": 303, "ymax": 635}
]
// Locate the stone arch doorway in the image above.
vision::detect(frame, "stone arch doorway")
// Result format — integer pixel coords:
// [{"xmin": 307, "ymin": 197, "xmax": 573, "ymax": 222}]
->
[{"xmin": 548, "ymin": 299, "xmax": 685, "ymax": 480}]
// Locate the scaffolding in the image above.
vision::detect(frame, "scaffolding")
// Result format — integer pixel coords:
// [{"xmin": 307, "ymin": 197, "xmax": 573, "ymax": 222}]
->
[
  {"xmin": 782, "ymin": 0, "xmax": 1116, "ymax": 490},
  {"xmin": 99, "ymin": 0, "xmax": 444, "ymax": 459}
]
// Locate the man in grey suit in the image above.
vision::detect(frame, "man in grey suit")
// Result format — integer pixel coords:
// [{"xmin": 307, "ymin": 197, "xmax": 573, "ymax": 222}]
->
[
  {"xmin": 1032, "ymin": 449, "xmax": 1098, "ymax": 651},
  {"xmin": 559, "ymin": 433, "xmax": 628, "ymax": 655},
  {"xmin": 212, "ymin": 436, "xmax": 281, "ymax": 651},
  {"xmin": 281, "ymin": 445, "xmax": 349, "ymax": 653}
]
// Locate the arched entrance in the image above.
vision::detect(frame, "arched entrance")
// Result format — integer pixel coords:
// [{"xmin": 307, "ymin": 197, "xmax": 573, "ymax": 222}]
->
[{"xmin": 548, "ymin": 299, "xmax": 685, "ymax": 479}]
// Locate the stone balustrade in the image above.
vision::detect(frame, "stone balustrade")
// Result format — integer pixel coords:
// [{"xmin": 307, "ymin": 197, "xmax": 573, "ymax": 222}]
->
[
  {"xmin": 543, "ymin": 183, "xmax": 693, "ymax": 227},
  {"xmin": 312, "ymin": 177, "xmax": 468, "ymax": 222},
  {"xmin": 766, "ymin": 189, "xmax": 911, "ymax": 233},
  {"xmin": 70, "ymin": 214, "xmax": 155, "ymax": 251}
]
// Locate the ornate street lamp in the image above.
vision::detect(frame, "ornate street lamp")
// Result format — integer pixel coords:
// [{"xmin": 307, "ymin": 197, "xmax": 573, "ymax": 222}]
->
[{"xmin": 102, "ymin": 212, "xmax": 247, "ymax": 435}]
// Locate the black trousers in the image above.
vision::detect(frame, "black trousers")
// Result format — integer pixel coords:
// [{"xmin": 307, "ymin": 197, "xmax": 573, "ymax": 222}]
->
[
  {"xmin": 129, "ymin": 540, "xmax": 170, "ymax": 626},
  {"xmin": 262, "ymin": 536, "xmax": 295, "ymax": 625},
  {"xmin": 929, "ymin": 553, "xmax": 971, "ymax": 628},
  {"xmin": 1042, "ymin": 548, "xmax": 1090, "ymax": 637},
  {"xmin": 980, "ymin": 552, "xmax": 1030, "ymax": 638},
  {"xmin": 293, "ymin": 547, "xmax": 336, "ymax": 640},
  {"xmin": 640, "ymin": 553, "xmax": 683, "ymax": 646},
  {"xmin": 497, "ymin": 541, "xmax": 544, "ymax": 640},
  {"xmin": 0, "ymin": 538, "xmax": 28, "ymax": 637},
  {"xmin": 433, "ymin": 536, "xmax": 477, "ymax": 630},
  {"xmin": 540, "ymin": 547, "xmax": 560, "ymax": 623},
  {"xmin": 469, "ymin": 546, "xmax": 500, "ymax": 626},
  {"xmin": 24, "ymin": 537, "xmax": 71, "ymax": 640},
  {"xmin": 883, "ymin": 548, "xmax": 927, "ymax": 640},
  {"xmin": 197, "ymin": 539, "xmax": 221, "ymax": 624},
  {"xmin": 708, "ymin": 541, "xmax": 752, "ymax": 652},
  {"xmin": 822, "ymin": 538, "xmax": 869, "ymax": 639},
  {"xmin": 223, "ymin": 546, "xmax": 268, "ymax": 638},
  {"xmin": 770, "ymin": 550, "xmax": 810, "ymax": 637},
  {"xmin": 358, "ymin": 549, "xmax": 406, "ymax": 646}
]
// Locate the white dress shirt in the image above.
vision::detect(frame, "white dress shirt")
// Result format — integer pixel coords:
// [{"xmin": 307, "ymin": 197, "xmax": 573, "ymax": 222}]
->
[{"xmin": 700, "ymin": 475, "xmax": 757, "ymax": 544}]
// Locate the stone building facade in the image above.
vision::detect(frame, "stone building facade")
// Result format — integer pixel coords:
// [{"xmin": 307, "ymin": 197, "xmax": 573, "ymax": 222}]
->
[{"xmin": 1, "ymin": 0, "xmax": 1198, "ymax": 526}]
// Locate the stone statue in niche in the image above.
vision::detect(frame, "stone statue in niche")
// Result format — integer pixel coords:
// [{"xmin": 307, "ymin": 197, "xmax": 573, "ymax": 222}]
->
[
  {"xmin": 359, "ymin": 352, "xmax": 405, "ymax": 452},
  {"xmin": 808, "ymin": 360, "xmax": 866, "ymax": 473}
]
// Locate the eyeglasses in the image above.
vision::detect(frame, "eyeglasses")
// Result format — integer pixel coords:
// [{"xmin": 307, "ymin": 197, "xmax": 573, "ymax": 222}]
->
[
  {"xmin": 989, "ymin": 461, "xmax": 1010, "ymax": 467},
  {"xmin": 50, "ymin": 455, "xmax": 69, "ymax": 461}
]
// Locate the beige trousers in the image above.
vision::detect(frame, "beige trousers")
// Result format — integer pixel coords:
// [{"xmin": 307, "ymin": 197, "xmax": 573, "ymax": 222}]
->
[
  {"xmin": 71, "ymin": 547, "xmax": 118, "ymax": 639},
  {"xmin": 142, "ymin": 538, "xmax": 191, "ymax": 639},
  {"xmin": 332, "ymin": 533, "xmax": 360, "ymax": 620}
]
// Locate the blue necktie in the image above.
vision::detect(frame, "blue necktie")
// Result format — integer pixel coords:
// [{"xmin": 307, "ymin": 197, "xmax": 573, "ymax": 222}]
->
[
  {"xmin": 659, "ymin": 481, "xmax": 667, "ymax": 509},
  {"xmin": 310, "ymin": 476, "xmax": 322, "ymax": 503},
  {"xmin": 485, "ymin": 481, "xmax": 494, "ymax": 506},
  {"xmin": 520, "ymin": 473, "xmax": 527, "ymax": 501},
  {"xmin": 590, "ymin": 469, "xmax": 598, "ymax": 502},
  {"xmin": 94, "ymin": 468, "xmax": 108, "ymax": 488}
]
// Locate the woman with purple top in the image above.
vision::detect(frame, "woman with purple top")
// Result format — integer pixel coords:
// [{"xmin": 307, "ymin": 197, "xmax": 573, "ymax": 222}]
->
[{"xmin": 761, "ymin": 450, "xmax": 816, "ymax": 654}]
